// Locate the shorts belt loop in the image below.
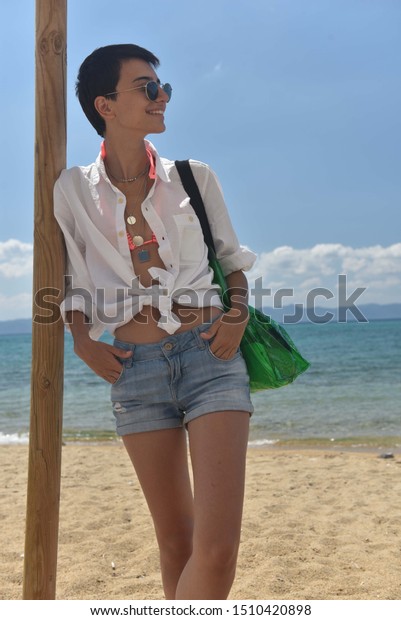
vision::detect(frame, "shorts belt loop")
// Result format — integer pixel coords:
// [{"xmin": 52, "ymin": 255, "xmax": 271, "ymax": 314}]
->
[
  {"xmin": 194, "ymin": 323, "xmax": 210, "ymax": 350},
  {"xmin": 125, "ymin": 345, "xmax": 135, "ymax": 368}
]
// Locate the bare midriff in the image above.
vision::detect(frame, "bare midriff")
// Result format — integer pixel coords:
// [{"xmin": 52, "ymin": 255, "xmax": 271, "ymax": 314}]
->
[{"xmin": 114, "ymin": 304, "xmax": 222, "ymax": 344}]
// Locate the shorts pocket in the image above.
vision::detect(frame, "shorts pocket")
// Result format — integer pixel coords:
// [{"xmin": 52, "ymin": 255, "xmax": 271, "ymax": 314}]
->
[
  {"xmin": 111, "ymin": 356, "xmax": 131, "ymax": 390},
  {"xmin": 205, "ymin": 340, "xmax": 242, "ymax": 363},
  {"xmin": 112, "ymin": 364, "xmax": 125, "ymax": 386}
]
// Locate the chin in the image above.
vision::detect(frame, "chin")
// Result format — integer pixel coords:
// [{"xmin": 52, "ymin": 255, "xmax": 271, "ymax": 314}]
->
[{"xmin": 151, "ymin": 124, "xmax": 166, "ymax": 134}]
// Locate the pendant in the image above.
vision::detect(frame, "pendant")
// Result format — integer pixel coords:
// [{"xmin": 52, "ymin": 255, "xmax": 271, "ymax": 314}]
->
[
  {"xmin": 138, "ymin": 248, "xmax": 151, "ymax": 263},
  {"xmin": 132, "ymin": 235, "xmax": 144, "ymax": 246},
  {"xmin": 127, "ymin": 215, "xmax": 136, "ymax": 225}
]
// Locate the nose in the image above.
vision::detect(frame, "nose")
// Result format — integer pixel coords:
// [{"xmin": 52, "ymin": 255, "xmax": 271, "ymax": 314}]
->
[{"xmin": 157, "ymin": 84, "xmax": 171, "ymax": 103}]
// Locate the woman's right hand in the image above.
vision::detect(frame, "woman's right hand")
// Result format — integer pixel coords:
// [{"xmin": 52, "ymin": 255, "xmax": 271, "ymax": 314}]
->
[
  {"xmin": 74, "ymin": 337, "xmax": 133, "ymax": 384},
  {"xmin": 66, "ymin": 311, "xmax": 132, "ymax": 383}
]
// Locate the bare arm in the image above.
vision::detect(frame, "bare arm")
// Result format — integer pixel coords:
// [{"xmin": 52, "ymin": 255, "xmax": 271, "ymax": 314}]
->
[{"xmin": 67, "ymin": 311, "xmax": 132, "ymax": 384}]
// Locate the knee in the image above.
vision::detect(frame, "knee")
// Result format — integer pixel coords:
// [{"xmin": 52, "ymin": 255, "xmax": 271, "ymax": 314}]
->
[
  {"xmin": 195, "ymin": 538, "xmax": 240, "ymax": 574},
  {"xmin": 162, "ymin": 535, "xmax": 193, "ymax": 566},
  {"xmin": 157, "ymin": 522, "xmax": 193, "ymax": 565}
]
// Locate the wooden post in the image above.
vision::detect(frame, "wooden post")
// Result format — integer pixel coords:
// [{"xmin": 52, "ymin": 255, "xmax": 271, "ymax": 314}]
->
[{"xmin": 23, "ymin": 0, "xmax": 67, "ymax": 600}]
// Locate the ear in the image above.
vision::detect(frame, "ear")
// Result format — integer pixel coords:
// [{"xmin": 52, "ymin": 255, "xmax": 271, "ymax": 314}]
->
[{"xmin": 94, "ymin": 96, "xmax": 116, "ymax": 123}]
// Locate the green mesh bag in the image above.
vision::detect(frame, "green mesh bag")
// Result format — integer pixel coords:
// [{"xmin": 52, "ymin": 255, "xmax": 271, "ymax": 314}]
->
[
  {"xmin": 175, "ymin": 159, "xmax": 310, "ymax": 392},
  {"xmin": 210, "ymin": 255, "xmax": 310, "ymax": 392}
]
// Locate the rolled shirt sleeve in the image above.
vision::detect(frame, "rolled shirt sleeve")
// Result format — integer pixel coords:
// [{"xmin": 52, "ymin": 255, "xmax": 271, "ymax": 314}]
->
[{"xmin": 54, "ymin": 176, "xmax": 105, "ymax": 339}]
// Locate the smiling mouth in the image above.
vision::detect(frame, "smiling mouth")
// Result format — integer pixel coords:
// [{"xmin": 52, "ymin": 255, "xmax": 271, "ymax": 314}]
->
[{"xmin": 147, "ymin": 110, "xmax": 164, "ymax": 115}]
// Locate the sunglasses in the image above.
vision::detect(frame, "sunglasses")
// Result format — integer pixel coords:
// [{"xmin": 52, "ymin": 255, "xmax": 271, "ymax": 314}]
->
[{"xmin": 104, "ymin": 81, "xmax": 172, "ymax": 102}]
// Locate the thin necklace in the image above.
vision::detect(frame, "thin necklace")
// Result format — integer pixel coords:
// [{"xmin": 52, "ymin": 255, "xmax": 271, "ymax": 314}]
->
[
  {"xmin": 107, "ymin": 162, "xmax": 149, "ymax": 184},
  {"xmin": 126, "ymin": 174, "xmax": 150, "ymax": 247}
]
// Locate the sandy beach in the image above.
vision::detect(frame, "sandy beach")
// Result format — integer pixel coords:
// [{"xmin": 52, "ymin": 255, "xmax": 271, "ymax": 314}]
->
[{"xmin": 1, "ymin": 443, "xmax": 401, "ymax": 600}]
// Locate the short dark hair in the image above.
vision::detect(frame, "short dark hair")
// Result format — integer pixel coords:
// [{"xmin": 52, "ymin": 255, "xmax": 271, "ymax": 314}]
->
[{"xmin": 76, "ymin": 44, "xmax": 160, "ymax": 136}]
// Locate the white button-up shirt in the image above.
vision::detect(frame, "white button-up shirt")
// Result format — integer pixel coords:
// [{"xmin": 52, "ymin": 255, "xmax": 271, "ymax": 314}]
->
[{"xmin": 54, "ymin": 140, "xmax": 256, "ymax": 338}]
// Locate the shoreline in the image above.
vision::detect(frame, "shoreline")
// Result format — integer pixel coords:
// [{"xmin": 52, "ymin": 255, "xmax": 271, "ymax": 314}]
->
[{"xmin": 2, "ymin": 432, "xmax": 401, "ymax": 455}]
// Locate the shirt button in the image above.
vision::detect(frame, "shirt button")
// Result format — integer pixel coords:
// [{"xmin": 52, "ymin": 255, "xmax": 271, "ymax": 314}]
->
[
  {"xmin": 189, "ymin": 215, "xmax": 194, "ymax": 222},
  {"xmin": 164, "ymin": 342, "xmax": 174, "ymax": 351},
  {"xmin": 118, "ymin": 197, "xmax": 124, "ymax": 204},
  {"xmin": 118, "ymin": 230, "xmax": 125, "ymax": 237}
]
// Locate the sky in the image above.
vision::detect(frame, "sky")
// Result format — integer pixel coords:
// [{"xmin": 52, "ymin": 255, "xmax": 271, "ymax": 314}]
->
[{"xmin": 0, "ymin": 0, "xmax": 400, "ymax": 320}]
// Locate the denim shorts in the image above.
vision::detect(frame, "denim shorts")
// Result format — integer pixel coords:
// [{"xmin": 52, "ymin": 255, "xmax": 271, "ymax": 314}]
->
[{"xmin": 110, "ymin": 321, "xmax": 254, "ymax": 435}]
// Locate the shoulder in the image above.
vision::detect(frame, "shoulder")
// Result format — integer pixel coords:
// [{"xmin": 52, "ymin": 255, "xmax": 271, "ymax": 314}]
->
[
  {"xmin": 161, "ymin": 156, "xmax": 215, "ymax": 186},
  {"xmin": 56, "ymin": 166, "xmax": 82, "ymax": 187},
  {"xmin": 146, "ymin": 140, "xmax": 216, "ymax": 186},
  {"xmin": 54, "ymin": 162, "xmax": 98, "ymax": 221},
  {"xmin": 55, "ymin": 158, "xmax": 100, "ymax": 191}
]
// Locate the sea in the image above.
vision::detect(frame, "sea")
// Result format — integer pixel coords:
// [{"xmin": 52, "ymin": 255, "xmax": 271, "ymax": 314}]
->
[{"xmin": 1, "ymin": 319, "xmax": 400, "ymax": 450}]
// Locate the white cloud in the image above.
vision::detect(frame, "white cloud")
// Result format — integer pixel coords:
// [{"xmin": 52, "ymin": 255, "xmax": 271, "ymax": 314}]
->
[
  {"xmin": 0, "ymin": 292, "xmax": 32, "ymax": 320},
  {"xmin": 0, "ymin": 239, "xmax": 34, "ymax": 319},
  {"xmin": 0, "ymin": 239, "xmax": 33, "ymax": 278},
  {"xmin": 203, "ymin": 61, "xmax": 223, "ymax": 79},
  {"xmin": 247, "ymin": 243, "xmax": 401, "ymax": 306}
]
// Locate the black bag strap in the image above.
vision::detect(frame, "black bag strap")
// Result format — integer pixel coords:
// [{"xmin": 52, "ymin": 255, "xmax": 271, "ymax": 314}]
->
[{"xmin": 175, "ymin": 159, "xmax": 216, "ymax": 256}]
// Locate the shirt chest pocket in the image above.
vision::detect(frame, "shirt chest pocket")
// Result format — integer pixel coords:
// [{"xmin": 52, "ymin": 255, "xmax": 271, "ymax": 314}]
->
[{"xmin": 173, "ymin": 213, "xmax": 206, "ymax": 264}]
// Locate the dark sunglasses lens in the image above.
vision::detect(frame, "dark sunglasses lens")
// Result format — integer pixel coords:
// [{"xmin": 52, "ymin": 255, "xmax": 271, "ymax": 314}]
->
[
  {"xmin": 146, "ymin": 81, "xmax": 172, "ymax": 101},
  {"xmin": 163, "ymin": 83, "xmax": 172, "ymax": 101},
  {"xmin": 146, "ymin": 82, "xmax": 159, "ymax": 101}
]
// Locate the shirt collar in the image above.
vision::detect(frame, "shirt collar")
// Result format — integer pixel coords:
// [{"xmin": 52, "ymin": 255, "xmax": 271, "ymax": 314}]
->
[{"xmin": 90, "ymin": 139, "xmax": 170, "ymax": 186}]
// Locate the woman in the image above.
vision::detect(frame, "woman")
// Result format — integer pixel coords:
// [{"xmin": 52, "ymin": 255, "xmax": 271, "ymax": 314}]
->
[{"xmin": 54, "ymin": 44, "xmax": 256, "ymax": 600}]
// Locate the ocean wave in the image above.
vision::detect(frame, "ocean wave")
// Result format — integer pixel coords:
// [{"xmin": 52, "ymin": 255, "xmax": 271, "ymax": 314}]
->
[
  {"xmin": 0, "ymin": 432, "xmax": 279, "ymax": 448},
  {"xmin": 0, "ymin": 432, "xmax": 29, "ymax": 445},
  {"xmin": 248, "ymin": 438, "xmax": 278, "ymax": 447}
]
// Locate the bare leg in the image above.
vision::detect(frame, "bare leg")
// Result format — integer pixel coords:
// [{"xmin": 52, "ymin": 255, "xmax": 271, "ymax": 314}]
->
[
  {"xmin": 175, "ymin": 411, "xmax": 249, "ymax": 600},
  {"xmin": 122, "ymin": 428, "xmax": 194, "ymax": 599}
]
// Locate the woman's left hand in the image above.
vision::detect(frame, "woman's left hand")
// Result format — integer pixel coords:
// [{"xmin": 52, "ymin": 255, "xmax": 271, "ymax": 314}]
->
[{"xmin": 200, "ymin": 309, "xmax": 248, "ymax": 360}]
